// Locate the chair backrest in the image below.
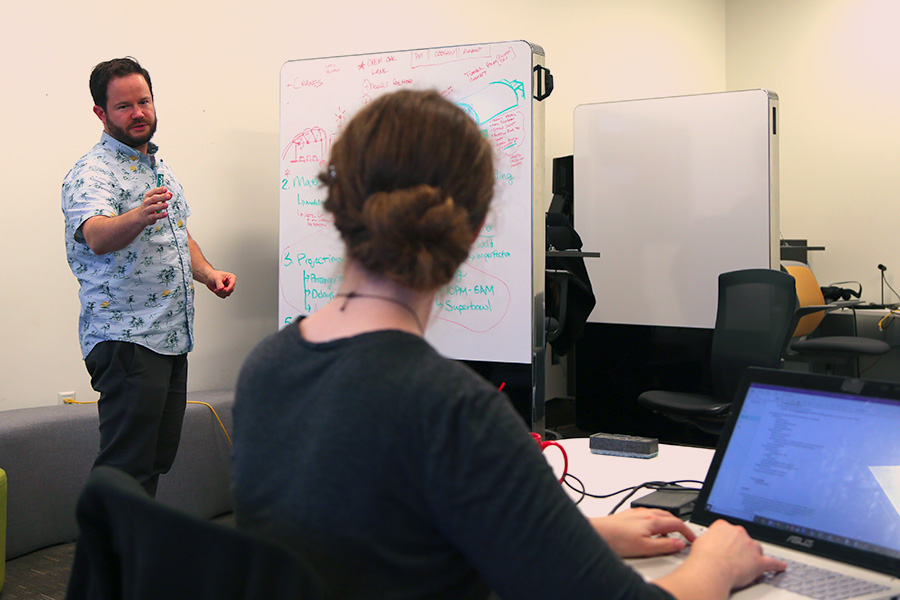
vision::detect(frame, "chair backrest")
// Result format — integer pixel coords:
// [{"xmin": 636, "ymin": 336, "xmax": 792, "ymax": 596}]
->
[
  {"xmin": 782, "ymin": 260, "xmax": 827, "ymax": 337},
  {"xmin": 66, "ymin": 466, "xmax": 328, "ymax": 600},
  {"xmin": 545, "ymin": 265, "xmax": 595, "ymax": 355},
  {"xmin": 545, "ymin": 212, "xmax": 596, "ymax": 356},
  {"xmin": 710, "ymin": 269, "xmax": 798, "ymax": 402}
]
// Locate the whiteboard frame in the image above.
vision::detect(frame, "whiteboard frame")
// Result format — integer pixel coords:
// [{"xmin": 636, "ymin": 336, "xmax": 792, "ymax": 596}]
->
[{"xmin": 278, "ymin": 41, "xmax": 548, "ymax": 430}]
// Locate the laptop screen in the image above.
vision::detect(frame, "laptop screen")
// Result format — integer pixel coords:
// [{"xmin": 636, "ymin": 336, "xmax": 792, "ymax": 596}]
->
[{"xmin": 692, "ymin": 368, "xmax": 900, "ymax": 577}]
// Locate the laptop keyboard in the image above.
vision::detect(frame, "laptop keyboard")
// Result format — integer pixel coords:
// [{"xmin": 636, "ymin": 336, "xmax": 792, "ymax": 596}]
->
[
  {"xmin": 759, "ymin": 555, "xmax": 891, "ymax": 600},
  {"xmin": 672, "ymin": 546, "xmax": 891, "ymax": 600}
]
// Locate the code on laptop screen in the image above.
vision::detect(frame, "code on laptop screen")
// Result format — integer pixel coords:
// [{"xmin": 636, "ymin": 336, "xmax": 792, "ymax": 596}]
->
[{"xmin": 703, "ymin": 383, "xmax": 900, "ymax": 558}]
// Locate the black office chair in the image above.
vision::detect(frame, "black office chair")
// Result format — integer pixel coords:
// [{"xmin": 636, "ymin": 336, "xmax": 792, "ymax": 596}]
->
[
  {"xmin": 638, "ymin": 269, "xmax": 798, "ymax": 434},
  {"xmin": 66, "ymin": 466, "xmax": 329, "ymax": 600},
  {"xmin": 545, "ymin": 211, "xmax": 596, "ymax": 356},
  {"xmin": 782, "ymin": 261, "xmax": 889, "ymax": 376}
]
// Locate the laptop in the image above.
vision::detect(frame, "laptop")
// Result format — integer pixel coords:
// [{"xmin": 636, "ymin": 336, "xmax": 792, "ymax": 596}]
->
[{"xmin": 629, "ymin": 367, "xmax": 900, "ymax": 600}]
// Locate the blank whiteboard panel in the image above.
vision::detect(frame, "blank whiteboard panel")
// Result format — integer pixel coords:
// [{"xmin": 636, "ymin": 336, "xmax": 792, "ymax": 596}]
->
[
  {"xmin": 279, "ymin": 41, "xmax": 543, "ymax": 363},
  {"xmin": 574, "ymin": 89, "xmax": 779, "ymax": 329}
]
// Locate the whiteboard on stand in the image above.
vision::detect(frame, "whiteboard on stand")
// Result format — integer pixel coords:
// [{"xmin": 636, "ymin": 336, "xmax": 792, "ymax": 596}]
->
[
  {"xmin": 279, "ymin": 40, "xmax": 542, "ymax": 363},
  {"xmin": 573, "ymin": 89, "xmax": 779, "ymax": 329}
]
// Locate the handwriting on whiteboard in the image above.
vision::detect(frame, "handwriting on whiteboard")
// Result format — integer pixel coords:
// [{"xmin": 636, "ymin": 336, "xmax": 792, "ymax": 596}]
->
[{"xmin": 278, "ymin": 42, "xmax": 536, "ymax": 363}]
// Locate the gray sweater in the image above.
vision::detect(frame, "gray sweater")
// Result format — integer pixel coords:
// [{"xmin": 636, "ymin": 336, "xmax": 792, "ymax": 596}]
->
[{"xmin": 232, "ymin": 319, "xmax": 675, "ymax": 600}]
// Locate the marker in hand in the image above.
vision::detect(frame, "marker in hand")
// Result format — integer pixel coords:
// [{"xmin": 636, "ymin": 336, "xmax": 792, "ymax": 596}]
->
[
  {"xmin": 155, "ymin": 164, "xmax": 166, "ymax": 213},
  {"xmin": 144, "ymin": 186, "xmax": 169, "ymax": 219}
]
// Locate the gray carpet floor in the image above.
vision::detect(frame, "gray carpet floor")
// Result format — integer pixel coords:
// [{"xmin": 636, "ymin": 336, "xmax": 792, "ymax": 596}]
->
[
  {"xmin": 2, "ymin": 542, "xmax": 75, "ymax": 600},
  {"xmin": 1, "ymin": 513, "xmax": 236, "ymax": 599}
]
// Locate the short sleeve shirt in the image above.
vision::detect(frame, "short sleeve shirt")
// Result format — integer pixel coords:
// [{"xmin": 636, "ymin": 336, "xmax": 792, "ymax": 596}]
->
[{"xmin": 62, "ymin": 133, "xmax": 195, "ymax": 359}]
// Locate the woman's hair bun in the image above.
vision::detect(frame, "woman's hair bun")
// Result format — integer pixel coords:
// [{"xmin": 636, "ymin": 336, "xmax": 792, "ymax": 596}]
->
[
  {"xmin": 322, "ymin": 89, "xmax": 495, "ymax": 290},
  {"xmin": 354, "ymin": 185, "xmax": 473, "ymax": 290}
]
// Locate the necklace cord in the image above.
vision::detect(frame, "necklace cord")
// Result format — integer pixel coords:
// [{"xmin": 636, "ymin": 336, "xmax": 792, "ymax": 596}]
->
[{"xmin": 335, "ymin": 291, "xmax": 424, "ymax": 333}]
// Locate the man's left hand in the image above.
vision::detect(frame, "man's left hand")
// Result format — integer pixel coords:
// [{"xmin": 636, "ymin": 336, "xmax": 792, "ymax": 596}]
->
[{"xmin": 205, "ymin": 270, "xmax": 236, "ymax": 298}]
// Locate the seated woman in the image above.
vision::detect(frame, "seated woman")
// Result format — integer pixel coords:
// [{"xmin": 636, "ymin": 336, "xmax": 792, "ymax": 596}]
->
[{"xmin": 231, "ymin": 89, "xmax": 783, "ymax": 599}]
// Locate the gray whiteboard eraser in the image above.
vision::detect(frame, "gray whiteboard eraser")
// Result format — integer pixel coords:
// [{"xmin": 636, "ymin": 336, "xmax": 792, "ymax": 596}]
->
[{"xmin": 589, "ymin": 433, "xmax": 658, "ymax": 458}]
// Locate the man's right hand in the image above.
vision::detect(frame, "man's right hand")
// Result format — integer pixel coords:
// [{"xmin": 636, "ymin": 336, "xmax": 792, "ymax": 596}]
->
[
  {"xmin": 81, "ymin": 187, "xmax": 171, "ymax": 255},
  {"xmin": 137, "ymin": 186, "xmax": 171, "ymax": 225}
]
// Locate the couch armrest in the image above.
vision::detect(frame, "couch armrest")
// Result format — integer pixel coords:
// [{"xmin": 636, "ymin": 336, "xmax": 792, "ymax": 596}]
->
[
  {"xmin": 157, "ymin": 389, "xmax": 234, "ymax": 518},
  {"xmin": 0, "ymin": 404, "xmax": 98, "ymax": 559},
  {"xmin": 0, "ymin": 390, "xmax": 234, "ymax": 560}
]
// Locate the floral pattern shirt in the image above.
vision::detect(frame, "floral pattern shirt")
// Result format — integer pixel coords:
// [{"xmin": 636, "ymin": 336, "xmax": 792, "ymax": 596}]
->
[{"xmin": 62, "ymin": 133, "xmax": 195, "ymax": 359}]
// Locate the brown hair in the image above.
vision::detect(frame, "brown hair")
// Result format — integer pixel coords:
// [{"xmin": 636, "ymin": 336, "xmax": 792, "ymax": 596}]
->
[
  {"xmin": 90, "ymin": 57, "xmax": 153, "ymax": 110},
  {"xmin": 321, "ymin": 90, "xmax": 495, "ymax": 291}
]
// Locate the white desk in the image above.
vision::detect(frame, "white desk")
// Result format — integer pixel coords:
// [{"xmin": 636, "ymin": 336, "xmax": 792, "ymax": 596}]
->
[
  {"xmin": 548, "ymin": 439, "xmax": 900, "ymax": 598},
  {"xmin": 544, "ymin": 439, "xmax": 714, "ymax": 517}
]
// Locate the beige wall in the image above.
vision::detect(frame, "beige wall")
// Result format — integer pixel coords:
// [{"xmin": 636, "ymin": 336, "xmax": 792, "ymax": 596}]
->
[
  {"xmin": 1, "ymin": 0, "xmax": 728, "ymax": 410},
  {"xmin": 727, "ymin": 0, "xmax": 900, "ymax": 301}
]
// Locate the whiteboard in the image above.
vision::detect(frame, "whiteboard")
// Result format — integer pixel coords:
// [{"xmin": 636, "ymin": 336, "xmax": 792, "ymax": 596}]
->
[
  {"xmin": 573, "ymin": 89, "xmax": 779, "ymax": 329},
  {"xmin": 279, "ymin": 41, "xmax": 543, "ymax": 363}
]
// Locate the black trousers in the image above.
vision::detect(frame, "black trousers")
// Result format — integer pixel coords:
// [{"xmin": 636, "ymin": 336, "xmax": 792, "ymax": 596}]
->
[{"xmin": 85, "ymin": 341, "xmax": 188, "ymax": 497}]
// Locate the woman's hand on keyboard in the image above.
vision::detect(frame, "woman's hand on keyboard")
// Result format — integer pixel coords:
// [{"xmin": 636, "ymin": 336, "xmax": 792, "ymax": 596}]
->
[
  {"xmin": 589, "ymin": 507, "xmax": 696, "ymax": 557},
  {"xmin": 655, "ymin": 519, "xmax": 787, "ymax": 600}
]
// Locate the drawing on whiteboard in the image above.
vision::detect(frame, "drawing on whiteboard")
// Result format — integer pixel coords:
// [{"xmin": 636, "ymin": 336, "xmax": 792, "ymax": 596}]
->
[
  {"xmin": 279, "ymin": 41, "xmax": 537, "ymax": 362},
  {"xmin": 282, "ymin": 126, "xmax": 332, "ymax": 167},
  {"xmin": 410, "ymin": 45, "xmax": 491, "ymax": 69},
  {"xmin": 434, "ymin": 261, "xmax": 511, "ymax": 333},
  {"xmin": 358, "ymin": 54, "xmax": 399, "ymax": 73},
  {"xmin": 487, "ymin": 110, "xmax": 525, "ymax": 158},
  {"xmin": 285, "ymin": 77, "xmax": 324, "ymax": 90},
  {"xmin": 361, "ymin": 78, "xmax": 391, "ymax": 104},
  {"xmin": 334, "ymin": 106, "xmax": 347, "ymax": 130},
  {"xmin": 281, "ymin": 230, "xmax": 345, "ymax": 316},
  {"xmin": 457, "ymin": 79, "xmax": 525, "ymax": 126}
]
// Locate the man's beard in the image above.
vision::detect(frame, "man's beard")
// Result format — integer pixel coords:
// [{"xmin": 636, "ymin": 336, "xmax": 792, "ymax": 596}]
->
[{"xmin": 107, "ymin": 117, "xmax": 157, "ymax": 150}]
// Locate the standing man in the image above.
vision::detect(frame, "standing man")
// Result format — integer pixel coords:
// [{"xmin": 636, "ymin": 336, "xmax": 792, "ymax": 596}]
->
[{"xmin": 62, "ymin": 57, "xmax": 236, "ymax": 496}]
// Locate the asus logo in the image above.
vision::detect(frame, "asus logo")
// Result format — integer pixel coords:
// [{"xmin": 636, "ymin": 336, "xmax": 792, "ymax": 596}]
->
[{"xmin": 787, "ymin": 535, "xmax": 814, "ymax": 549}]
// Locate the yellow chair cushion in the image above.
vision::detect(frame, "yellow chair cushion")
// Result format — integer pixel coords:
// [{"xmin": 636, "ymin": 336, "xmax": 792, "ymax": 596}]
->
[{"xmin": 1, "ymin": 467, "xmax": 7, "ymax": 591}]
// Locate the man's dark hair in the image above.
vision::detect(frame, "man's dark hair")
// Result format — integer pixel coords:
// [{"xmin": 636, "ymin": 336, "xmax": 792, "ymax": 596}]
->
[{"xmin": 89, "ymin": 57, "xmax": 153, "ymax": 110}]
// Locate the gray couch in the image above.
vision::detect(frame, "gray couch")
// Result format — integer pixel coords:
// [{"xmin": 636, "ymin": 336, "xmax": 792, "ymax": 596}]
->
[{"xmin": 0, "ymin": 389, "xmax": 234, "ymax": 565}]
